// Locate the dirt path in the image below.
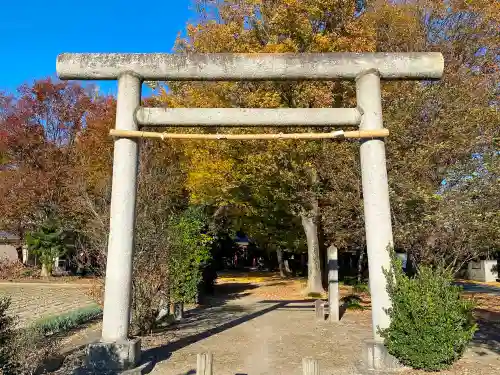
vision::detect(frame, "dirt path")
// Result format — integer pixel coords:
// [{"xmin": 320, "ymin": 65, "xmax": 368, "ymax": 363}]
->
[
  {"xmin": 51, "ymin": 275, "xmax": 500, "ymax": 374},
  {"xmin": 135, "ymin": 278, "xmax": 500, "ymax": 375},
  {"xmin": 143, "ymin": 297, "xmax": 371, "ymax": 375}
]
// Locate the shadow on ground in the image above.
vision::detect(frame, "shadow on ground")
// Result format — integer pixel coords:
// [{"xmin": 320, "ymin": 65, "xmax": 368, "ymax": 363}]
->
[
  {"xmin": 473, "ymin": 309, "xmax": 500, "ymax": 354},
  {"xmin": 199, "ymin": 282, "xmax": 258, "ymax": 306},
  {"xmin": 140, "ymin": 299, "xmax": 318, "ymax": 373},
  {"xmin": 455, "ymin": 281, "xmax": 500, "ymax": 296}
]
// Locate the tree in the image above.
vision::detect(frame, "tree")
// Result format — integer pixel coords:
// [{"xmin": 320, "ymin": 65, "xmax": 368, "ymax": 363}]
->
[
  {"xmin": 130, "ymin": 136, "xmax": 189, "ymax": 334},
  {"xmin": 25, "ymin": 220, "xmax": 73, "ymax": 277},
  {"xmin": 366, "ymin": 0, "xmax": 499, "ymax": 270},
  {"xmin": 412, "ymin": 151, "xmax": 499, "ymax": 270},
  {"xmin": 161, "ymin": 0, "xmax": 499, "ymax": 285},
  {"xmin": 0, "ymin": 79, "xmax": 94, "ymax": 240},
  {"xmin": 242, "ymin": 205, "xmax": 305, "ymax": 277},
  {"xmin": 157, "ymin": 0, "xmax": 374, "ymax": 293}
]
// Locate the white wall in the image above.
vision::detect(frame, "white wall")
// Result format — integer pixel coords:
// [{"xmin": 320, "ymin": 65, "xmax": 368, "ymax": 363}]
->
[
  {"xmin": 468, "ymin": 260, "xmax": 498, "ymax": 282},
  {"xmin": 0, "ymin": 244, "xmax": 18, "ymax": 262}
]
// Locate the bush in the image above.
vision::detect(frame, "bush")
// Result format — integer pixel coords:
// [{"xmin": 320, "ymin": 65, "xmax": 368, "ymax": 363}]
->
[
  {"xmin": 1, "ymin": 297, "xmax": 58, "ymax": 375},
  {"xmin": 340, "ymin": 294, "xmax": 365, "ymax": 310},
  {"xmin": 0, "ymin": 260, "xmax": 29, "ymax": 280},
  {"xmin": 379, "ymin": 251, "xmax": 477, "ymax": 371},
  {"xmin": 13, "ymin": 326, "xmax": 58, "ymax": 375},
  {"xmin": 0, "ymin": 297, "xmax": 16, "ymax": 373},
  {"xmin": 168, "ymin": 206, "xmax": 214, "ymax": 305}
]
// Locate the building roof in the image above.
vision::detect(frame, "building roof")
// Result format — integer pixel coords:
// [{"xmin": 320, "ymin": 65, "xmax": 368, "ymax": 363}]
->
[
  {"xmin": 0, "ymin": 231, "xmax": 20, "ymax": 243},
  {"xmin": 234, "ymin": 234, "xmax": 250, "ymax": 246}
]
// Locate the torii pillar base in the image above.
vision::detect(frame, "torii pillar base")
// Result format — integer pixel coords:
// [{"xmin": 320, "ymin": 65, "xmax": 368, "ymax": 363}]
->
[
  {"xmin": 87, "ymin": 338, "xmax": 141, "ymax": 371},
  {"xmin": 362, "ymin": 339, "xmax": 404, "ymax": 372}
]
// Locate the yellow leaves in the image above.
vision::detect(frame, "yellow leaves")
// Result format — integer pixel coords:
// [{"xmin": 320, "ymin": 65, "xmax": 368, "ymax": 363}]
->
[
  {"xmin": 364, "ymin": 2, "xmax": 425, "ymax": 52},
  {"xmin": 162, "ymin": 82, "xmax": 236, "ymax": 109},
  {"xmin": 310, "ymin": 34, "xmax": 333, "ymax": 52},
  {"xmin": 184, "ymin": 21, "xmax": 258, "ymax": 54},
  {"xmin": 261, "ymin": 42, "xmax": 298, "ymax": 53},
  {"xmin": 244, "ymin": 88, "xmax": 282, "ymax": 108},
  {"xmin": 183, "ymin": 144, "xmax": 237, "ymax": 205},
  {"xmin": 160, "ymin": 0, "xmax": 498, "ymax": 217}
]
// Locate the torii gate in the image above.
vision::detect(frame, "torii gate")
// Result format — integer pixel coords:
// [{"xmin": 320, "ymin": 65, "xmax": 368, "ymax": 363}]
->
[{"xmin": 56, "ymin": 52, "xmax": 443, "ymax": 370}]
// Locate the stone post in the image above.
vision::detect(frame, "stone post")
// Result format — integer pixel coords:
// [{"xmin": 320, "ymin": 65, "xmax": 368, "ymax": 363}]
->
[
  {"xmin": 327, "ymin": 244, "xmax": 339, "ymax": 322},
  {"xmin": 302, "ymin": 357, "xmax": 320, "ymax": 375},
  {"xmin": 196, "ymin": 352, "xmax": 213, "ymax": 375}
]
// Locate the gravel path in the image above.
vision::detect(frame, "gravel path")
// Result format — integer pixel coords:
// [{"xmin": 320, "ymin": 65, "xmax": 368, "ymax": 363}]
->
[
  {"xmin": 138, "ymin": 294, "xmax": 500, "ymax": 375},
  {"xmin": 142, "ymin": 298, "xmax": 371, "ymax": 375}
]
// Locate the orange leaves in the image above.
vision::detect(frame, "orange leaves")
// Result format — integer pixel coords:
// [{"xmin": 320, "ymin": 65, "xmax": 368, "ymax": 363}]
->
[{"xmin": 0, "ymin": 79, "xmax": 117, "ymax": 233}]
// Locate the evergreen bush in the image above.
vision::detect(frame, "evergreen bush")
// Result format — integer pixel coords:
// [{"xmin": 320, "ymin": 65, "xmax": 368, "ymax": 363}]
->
[{"xmin": 379, "ymin": 251, "xmax": 477, "ymax": 371}]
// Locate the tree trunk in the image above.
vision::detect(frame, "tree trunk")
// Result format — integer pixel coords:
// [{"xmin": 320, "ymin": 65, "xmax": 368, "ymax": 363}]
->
[
  {"xmin": 301, "ymin": 211, "xmax": 323, "ymax": 294},
  {"xmin": 357, "ymin": 247, "xmax": 365, "ymax": 283},
  {"xmin": 41, "ymin": 263, "xmax": 51, "ymax": 277},
  {"xmin": 276, "ymin": 248, "xmax": 287, "ymax": 278}
]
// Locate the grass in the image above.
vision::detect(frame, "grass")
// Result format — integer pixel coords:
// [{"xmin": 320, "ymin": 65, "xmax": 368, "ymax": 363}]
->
[{"xmin": 31, "ymin": 304, "xmax": 102, "ymax": 336}]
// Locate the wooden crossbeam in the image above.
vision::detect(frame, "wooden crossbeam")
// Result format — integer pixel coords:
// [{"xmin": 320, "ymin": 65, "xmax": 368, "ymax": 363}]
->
[{"xmin": 109, "ymin": 129, "xmax": 389, "ymax": 140}]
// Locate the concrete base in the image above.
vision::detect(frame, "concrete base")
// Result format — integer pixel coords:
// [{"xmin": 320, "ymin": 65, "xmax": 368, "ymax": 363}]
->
[
  {"xmin": 87, "ymin": 338, "xmax": 141, "ymax": 371},
  {"xmin": 362, "ymin": 339, "xmax": 404, "ymax": 372}
]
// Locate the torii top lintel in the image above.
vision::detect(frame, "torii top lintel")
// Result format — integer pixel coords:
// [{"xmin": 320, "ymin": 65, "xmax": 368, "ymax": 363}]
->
[{"xmin": 56, "ymin": 52, "xmax": 444, "ymax": 81}]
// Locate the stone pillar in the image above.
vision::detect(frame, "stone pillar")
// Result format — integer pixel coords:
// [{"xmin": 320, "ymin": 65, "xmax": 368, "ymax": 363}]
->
[
  {"xmin": 90, "ymin": 73, "xmax": 142, "ymax": 370},
  {"xmin": 327, "ymin": 244, "xmax": 339, "ymax": 322},
  {"xmin": 356, "ymin": 69, "xmax": 399, "ymax": 370}
]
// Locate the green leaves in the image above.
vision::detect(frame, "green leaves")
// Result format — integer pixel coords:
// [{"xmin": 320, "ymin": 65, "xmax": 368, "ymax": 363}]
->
[
  {"xmin": 25, "ymin": 220, "xmax": 72, "ymax": 275},
  {"xmin": 168, "ymin": 206, "xmax": 215, "ymax": 304},
  {"xmin": 32, "ymin": 305, "xmax": 102, "ymax": 336},
  {"xmin": 380, "ymin": 250, "xmax": 477, "ymax": 371}
]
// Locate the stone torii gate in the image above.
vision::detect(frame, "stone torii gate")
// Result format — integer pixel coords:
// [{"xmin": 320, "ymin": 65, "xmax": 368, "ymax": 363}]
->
[{"xmin": 56, "ymin": 52, "xmax": 443, "ymax": 370}]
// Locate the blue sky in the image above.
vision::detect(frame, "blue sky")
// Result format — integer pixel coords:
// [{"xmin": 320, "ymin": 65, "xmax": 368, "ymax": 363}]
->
[{"xmin": 0, "ymin": 0, "xmax": 193, "ymax": 96}]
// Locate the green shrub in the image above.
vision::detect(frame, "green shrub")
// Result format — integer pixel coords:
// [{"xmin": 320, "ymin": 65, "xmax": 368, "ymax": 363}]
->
[
  {"xmin": 379, "ymin": 251, "xmax": 477, "ymax": 371},
  {"xmin": 353, "ymin": 283, "xmax": 370, "ymax": 294},
  {"xmin": 168, "ymin": 206, "xmax": 214, "ymax": 305},
  {"xmin": 32, "ymin": 304, "xmax": 102, "ymax": 336},
  {"xmin": 341, "ymin": 294, "xmax": 365, "ymax": 310}
]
